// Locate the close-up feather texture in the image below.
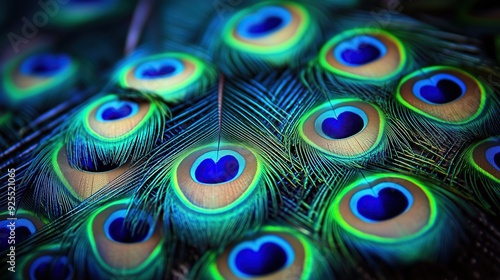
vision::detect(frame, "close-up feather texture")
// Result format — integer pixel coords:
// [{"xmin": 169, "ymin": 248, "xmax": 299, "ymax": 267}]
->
[{"xmin": 0, "ymin": 0, "xmax": 499, "ymax": 279}]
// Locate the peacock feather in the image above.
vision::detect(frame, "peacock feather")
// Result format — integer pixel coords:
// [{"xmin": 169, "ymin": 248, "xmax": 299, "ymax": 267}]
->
[{"xmin": 0, "ymin": 0, "xmax": 499, "ymax": 279}]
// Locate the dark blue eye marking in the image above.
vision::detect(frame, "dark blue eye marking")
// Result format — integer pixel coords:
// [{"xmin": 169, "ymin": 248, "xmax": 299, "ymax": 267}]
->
[
  {"xmin": 350, "ymin": 182, "xmax": 414, "ymax": 223},
  {"xmin": 96, "ymin": 100, "xmax": 139, "ymax": 122},
  {"xmin": 20, "ymin": 54, "xmax": 71, "ymax": 77},
  {"xmin": 228, "ymin": 235, "xmax": 295, "ymax": 278},
  {"xmin": 334, "ymin": 36, "xmax": 387, "ymax": 67},
  {"xmin": 315, "ymin": 106, "xmax": 368, "ymax": 140},
  {"xmin": 237, "ymin": 6, "xmax": 292, "ymax": 39},
  {"xmin": 412, "ymin": 73, "xmax": 466, "ymax": 104},
  {"xmin": 30, "ymin": 256, "xmax": 73, "ymax": 280},
  {"xmin": 486, "ymin": 146, "xmax": 500, "ymax": 171},
  {"xmin": 190, "ymin": 150, "xmax": 246, "ymax": 185},
  {"xmin": 104, "ymin": 210, "xmax": 154, "ymax": 243},
  {"xmin": 195, "ymin": 155, "xmax": 240, "ymax": 184},
  {"xmin": 0, "ymin": 218, "xmax": 36, "ymax": 251},
  {"xmin": 134, "ymin": 58, "xmax": 184, "ymax": 79},
  {"xmin": 321, "ymin": 111, "xmax": 365, "ymax": 139}
]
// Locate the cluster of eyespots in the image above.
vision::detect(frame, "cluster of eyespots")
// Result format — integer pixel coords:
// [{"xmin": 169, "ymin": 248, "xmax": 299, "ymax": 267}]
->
[
  {"xmin": 319, "ymin": 28, "xmax": 406, "ymax": 81},
  {"xmin": 201, "ymin": 226, "xmax": 332, "ymax": 279},
  {"xmin": 396, "ymin": 66, "xmax": 485, "ymax": 124},
  {"xmin": 19, "ymin": 245, "xmax": 73, "ymax": 280},
  {"xmin": 299, "ymin": 99, "xmax": 386, "ymax": 159},
  {"xmin": 1, "ymin": 52, "xmax": 78, "ymax": 106},
  {"xmin": 116, "ymin": 53, "xmax": 216, "ymax": 103}
]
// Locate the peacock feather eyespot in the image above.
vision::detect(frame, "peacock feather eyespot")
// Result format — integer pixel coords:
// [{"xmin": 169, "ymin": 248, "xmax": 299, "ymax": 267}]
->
[
  {"xmin": 70, "ymin": 198, "xmax": 164, "ymax": 278},
  {"xmin": 53, "ymin": 142, "xmax": 131, "ymax": 200},
  {"xmin": 319, "ymin": 28, "xmax": 406, "ymax": 81},
  {"xmin": 18, "ymin": 245, "xmax": 73, "ymax": 280},
  {"xmin": 0, "ymin": 210, "xmax": 47, "ymax": 252},
  {"xmin": 396, "ymin": 66, "xmax": 486, "ymax": 124},
  {"xmin": 223, "ymin": 1, "xmax": 310, "ymax": 54},
  {"xmin": 116, "ymin": 52, "xmax": 216, "ymax": 103},
  {"xmin": 198, "ymin": 226, "xmax": 333, "ymax": 279},
  {"xmin": 84, "ymin": 95, "xmax": 153, "ymax": 140},
  {"xmin": 332, "ymin": 174, "xmax": 436, "ymax": 241},
  {"xmin": 165, "ymin": 142, "xmax": 271, "ymax": 247},
  {"xmin": 22, "ymin": 140, "xmax": 134, "ymax": 219},
  {"xmin": 214, "ymin": 1, "xmax": 321, "ymax": 75},
  {"xmin": 19, "ymin": 54, "xmax": 72, "ymax": 77},
  {"xmin": 1, "ymin": 52, "xmax": 78, "ymax": 107},
  {"xmin": 469, "ymin": 137, "xmax": 500, "ymax": 182},
  {"xmin": 103, "ymin": 209, "xmax": 154, "ymax": 243},
  {"xmin": 453, "ymin": 137, "xmax": 500, "ymax": 210},
  {"xmin": 299, "ymin": 98, "xmax": 386, "ymax": 159},
  {"xmin": 64, "ymin": 93, "xmax": 168, "ymax": 171},
  {"xmin": 89, "ymin": 200, "xmax": 161, "ymax": 268},
  {"xmin": 323, "ymin": 173, "xmax": 462, "ymax": 263},
  {"xmin": 173, "ymin": 143, "xmax": 261, "ymax": 212}
]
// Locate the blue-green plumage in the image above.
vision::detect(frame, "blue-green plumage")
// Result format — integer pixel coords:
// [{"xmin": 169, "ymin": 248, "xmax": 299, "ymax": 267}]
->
[{"xmin": 1, "ymin": 1, "xmax": 499, "ymax": 279}]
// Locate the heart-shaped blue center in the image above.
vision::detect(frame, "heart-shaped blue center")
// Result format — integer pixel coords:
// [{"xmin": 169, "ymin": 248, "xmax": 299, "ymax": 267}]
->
[
  {"xmin": 420, "ymin": 80, "xmax": 462, "ymax": 104},
  {"xmin": 104, "ymin": 210, "xmax": 153, "ymax": 243},
  {"xmin": 334, "ymin": 35, "xmax": 387, "ymax": 67},
  {"xmin": 195, "ymin": 155, "xmax": 239, "ymax": 184},
  {"xmin": 485, "ymin": 146, "xmax": 500, "ymax": 171},
  {"xmin": 235, "ymin": 242, "xmax": 287, "ymax": 276},
  {"xmin": 237, "ymin": 6, "xmax": 292, "ymax": 39},
  {"xmin": 413, "ymin": 73, "xmax": 466, "ymax": 104},
  {"xmin": 96, "ymin": 100, "xmax": 139, "ymax": 122},
  {"xmin": 229, "ymin": 235, "xmax": 295, "ymax": 278},
  {"xmin": 20, "ymin": 53, "xmax": 71, "ymax": 77},
  {"xmin": 31, "ymin": 256, "xmax": 72, "ymax": 280},
  {"xmin": 248, "ymin": 16, "xmax": 283, "ymax": 34},
  {"xmin": 350, "ymin": 182, "xmax": 414, "ymax": 223},
  {"xmin": 141, "ymin": 65, "xmax": 175, "ymax": 78},
  {"xmin": 134, "ymin": 58, "xmax": 184, "ymax": 80},
  {"xmin": 101, "ymin": 104, "xmax": 132, "ymax": 121},
  {"xmin": 341, "ymin": 43, "xmax": 381, "ymax": 65},
  {"xmin": 357, "ymin": 188, "xmax": 409, "ymax": 221},
  {"xmin": 322, "ymin": 111, "xmax": 365, "ymax": 139},
  {"xmin": 0, "ymin": 218, "xmax": 36, "ymax": 252}
]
